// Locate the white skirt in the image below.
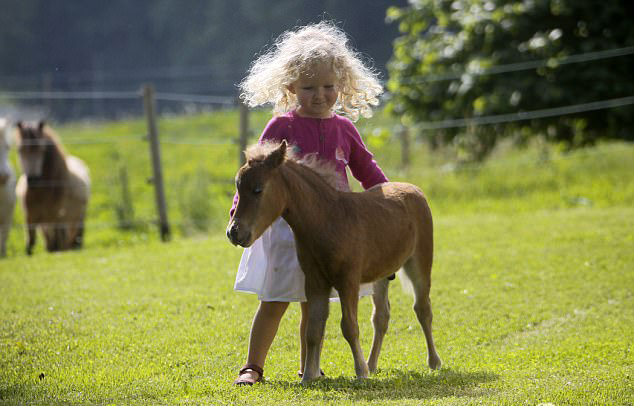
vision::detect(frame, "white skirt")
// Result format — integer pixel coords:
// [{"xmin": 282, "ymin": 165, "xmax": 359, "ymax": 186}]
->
[{"xmin": 234, "ymin": 218, "xmax": 373, "ymax": 302}]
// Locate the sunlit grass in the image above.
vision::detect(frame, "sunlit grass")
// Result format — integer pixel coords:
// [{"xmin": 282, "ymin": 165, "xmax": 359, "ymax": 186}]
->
[
  {"xmin": 1, "ymin": 207, "xmax": 632, "ymax": 404},
  {"xmin": 1, "ymin": 110, "xmax": 633, "ymax": 404}
]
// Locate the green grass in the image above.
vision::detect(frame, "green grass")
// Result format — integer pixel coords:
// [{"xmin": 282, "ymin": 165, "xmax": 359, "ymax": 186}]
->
[
  {"xmin": 1, "ymin": 110, "xmax": 633, "ymax": 404},
  {"xmin": 2, "ymin": 208, "xmax": 632, "ymax": 404}
]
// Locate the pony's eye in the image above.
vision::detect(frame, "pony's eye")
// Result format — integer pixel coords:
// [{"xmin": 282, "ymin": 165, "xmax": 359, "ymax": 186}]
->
[{"xmin": 253, "ymin": 186, "xmax": 262, "ymax": 195}]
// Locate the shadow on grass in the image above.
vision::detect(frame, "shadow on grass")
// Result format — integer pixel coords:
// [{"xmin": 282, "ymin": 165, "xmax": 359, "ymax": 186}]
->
[{"xmin": 268, "ymin": 367, "xmax": 499, "ymax": 402}]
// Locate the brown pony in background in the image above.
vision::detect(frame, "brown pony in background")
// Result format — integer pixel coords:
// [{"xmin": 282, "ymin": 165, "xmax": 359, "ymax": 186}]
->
[
  {"xmin": 16, "ymin": 121, "xmax": 90, "ymax": 255},
  {"xmin": 227, "ymin": 141, "xmax": 441, "ymax": 383}
]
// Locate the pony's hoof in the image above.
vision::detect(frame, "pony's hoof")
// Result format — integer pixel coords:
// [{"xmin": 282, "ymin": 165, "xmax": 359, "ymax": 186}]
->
[
  {"xmin": 300, "ymin": 372, "xmax": 324, "ymax": 384},
  {"xmin": 355, "ymin": 364, "xmax": 370, "ymax": 379},
  {"xmin": 367, "ymin": 360, "xmax": 379, "ymax": 374},
  {"xmin": 428, "ymin": 354, "xmax": 442, "ymax": 370}
]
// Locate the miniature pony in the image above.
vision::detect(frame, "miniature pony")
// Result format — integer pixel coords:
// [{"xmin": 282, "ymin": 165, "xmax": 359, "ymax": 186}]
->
[
  {"xmin": 0, "ymin": 118, "xmax": 16, "ymax": 258},
  {"xmin": 16, "ymin": 121, "xmax": 90, "ymax": 255},
  {"xmin": 227, "ymin": 141, "xmax": 441, "ymax": 383}
]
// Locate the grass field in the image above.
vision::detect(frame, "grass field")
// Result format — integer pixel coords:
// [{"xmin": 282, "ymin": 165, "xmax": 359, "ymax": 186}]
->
[{"xmin": 1, "ymin": 111, "xmax": 633, "ymax": 404}]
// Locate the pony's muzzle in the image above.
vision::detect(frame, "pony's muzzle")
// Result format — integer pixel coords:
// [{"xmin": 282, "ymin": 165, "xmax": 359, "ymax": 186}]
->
[{"xmin": 226, "ymin": 221, "xmax": 251, "ymax": 247}]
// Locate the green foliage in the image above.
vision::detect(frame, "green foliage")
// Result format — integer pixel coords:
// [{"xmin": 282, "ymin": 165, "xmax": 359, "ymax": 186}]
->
[{"xmin": 387, "ymin": 0, "xmax": 634, "ymax": 159}]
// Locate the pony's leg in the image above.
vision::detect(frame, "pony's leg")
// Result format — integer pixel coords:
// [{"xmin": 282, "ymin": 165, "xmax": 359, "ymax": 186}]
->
[
  {"xmin": 58, "ymin": 223, "xmax": 70, "ymax": 250},
  {"xmin": 72, "ymin": 220, "xmax": 84, "ymax": 249},
  {"xmin": 0, "ymin": 222, "xmax": 8, "ymax": 258},
  {"xmin": 64, "ymin": 221, "xmax": 78, "ymax": 250},
  {"xmin": 44, "ymin": 225, "xmax": 63, "ymax": 252},
  {"xmin": 367, "ymin": 278, "xmax": 390, "ymax": 373},
  {"xmin": 339, "ymin": 284, "xmax": 369, "ymax": 379},
  {"xmin": 25, "ymin": 222, "xmax": 37, "ymax": 256},
  {"xmin": 403, "ymin": 256, "xmax": 442, "ymax": 370},
  {"xmin": 302, "ymin": 280, "xmax": 330, "ymax": 383},
  {"xmin": 43, "ymin": 227, "xmax": 55, "ymax": 252}
]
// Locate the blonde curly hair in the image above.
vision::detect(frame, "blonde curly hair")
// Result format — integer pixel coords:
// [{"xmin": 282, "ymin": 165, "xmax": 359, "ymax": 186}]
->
[{"xmin": 239, "ymin": 21, "xmax": 383, "ymax": 121}]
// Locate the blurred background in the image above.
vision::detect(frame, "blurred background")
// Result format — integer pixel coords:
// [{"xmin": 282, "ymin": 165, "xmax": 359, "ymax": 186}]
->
[
  {"xmin": 1, "ymin": 0, "xmax": 632, "ymax": 143},
  {"xmin": 0, "ymin": 0, "xmax": 405, "ymax": 120},
  {"xmin": 0, "ymin": 0, "xmax": 632, "ymax": 254}
]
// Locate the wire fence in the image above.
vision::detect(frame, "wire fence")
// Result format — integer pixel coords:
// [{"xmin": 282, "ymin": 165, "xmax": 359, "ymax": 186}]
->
[
  {"xmin": 416, "ymin": 96, "xmax": 634, "ymax": 131},
  {"xmin": 398, "ymin": 46, "xmax": 634, "ymax": 83},
  {"xmin": 1, "ymin": 44, "xmax": 632, "ymax": 251},
  {"xmin": 5, "ymin": 92, "xmax": 632, "ymax": 141},
  {"xmin": 2, "ymin": 138, "xmax": 627, "ymax": 237}
]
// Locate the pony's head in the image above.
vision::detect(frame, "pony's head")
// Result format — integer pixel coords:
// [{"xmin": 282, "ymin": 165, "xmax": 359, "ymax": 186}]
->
[
  {"xmin": 227, "ymin": 141, "xmax": 289, "ymax": 247},
  {"xmin": 16, "ymin": 120, "xmax": 54, "ymax": 180}
]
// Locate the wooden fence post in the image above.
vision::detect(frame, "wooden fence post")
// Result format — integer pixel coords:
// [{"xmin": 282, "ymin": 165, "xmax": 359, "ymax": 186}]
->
[
  {"xmin": 238, "ymin": 100, "xmax": 250, "ymax": 167},
  {"xmin": 142, "ymin": 84, "xmax": 171, "ymax": 242}
]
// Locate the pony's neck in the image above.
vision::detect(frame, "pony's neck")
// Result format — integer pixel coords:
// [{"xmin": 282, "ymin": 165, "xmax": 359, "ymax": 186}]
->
[
  {"xmin": 279, "ymin": 160, "xmax": 342, "ymax": 237},
  {"xmin": 42, "ymin": 141, "xmax": 68, "ymax": 180}
]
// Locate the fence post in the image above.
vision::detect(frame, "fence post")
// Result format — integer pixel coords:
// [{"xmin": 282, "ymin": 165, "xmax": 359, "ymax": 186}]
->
[
  {"xmin": 238, "ymin": 100, "xmax": 250, "ymax": 167},
  {"xmin": 142, "ymin": 84, "xmax": 171, "ymax": 242},
  {"xmin": 399, "ymin": 125, "xmax": 411, "ymax": 169}
]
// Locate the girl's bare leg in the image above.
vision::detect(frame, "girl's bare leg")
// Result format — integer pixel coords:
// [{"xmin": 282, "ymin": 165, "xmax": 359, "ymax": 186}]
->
[{"xmin": 239, "ymin": 301, "xmax": 290, "ymax": 381}]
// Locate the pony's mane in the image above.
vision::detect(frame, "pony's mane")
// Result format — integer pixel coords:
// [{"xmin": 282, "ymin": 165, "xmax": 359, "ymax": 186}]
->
[
  {"xmin": 43, "ymin": 127, "xmax": 66, "ymax": 156},
  {"xmin": 245, "ymin": 141, "xmax": 343, "ymax": 190},
  {"xmin": 295, "ymin": 153, "xmax": 342, "ymax": 190},
  {"xmin": 245, "ymin": 141, "xmax": 295, "ymax": 162}
]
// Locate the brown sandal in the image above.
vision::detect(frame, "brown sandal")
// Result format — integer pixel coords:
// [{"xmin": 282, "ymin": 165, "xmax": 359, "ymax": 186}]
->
[{"xmin": 233, "ymin": 364, "xmax": 264, "ymax": 386}]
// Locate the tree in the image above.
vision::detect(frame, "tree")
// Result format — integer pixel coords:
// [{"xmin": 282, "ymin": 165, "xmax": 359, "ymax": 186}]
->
[{"xmin": 387, "ymin": 0, "xmax": 634, "ymax": 160}]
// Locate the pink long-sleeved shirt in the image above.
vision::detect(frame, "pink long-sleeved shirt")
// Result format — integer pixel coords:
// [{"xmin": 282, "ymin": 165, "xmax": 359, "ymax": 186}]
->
[{"xmin": 230, "ymin": 110, "xmax": 388, "ymax": 216}]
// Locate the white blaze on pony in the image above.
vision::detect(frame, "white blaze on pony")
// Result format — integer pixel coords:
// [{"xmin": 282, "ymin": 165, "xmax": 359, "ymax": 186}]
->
[
  {"xmin": 15, "ymin": 121, "xmax": 90, "ymax": 255},
  {"xmin": 227, "ymin": 140, "xmax": 442, "ymax": 383},
  {"xmin": 0, "ymin": 118, "xmax": 16, "ymax": 258}
]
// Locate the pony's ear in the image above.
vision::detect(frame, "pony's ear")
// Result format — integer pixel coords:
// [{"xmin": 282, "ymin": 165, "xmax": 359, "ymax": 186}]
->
[
  {"xmin": 38, "ymin": 120, "xmax": 45, "ymax": 131},
  {"xmin": 265, "ymin": 140, "xmax": 287, "ymax": 169}
]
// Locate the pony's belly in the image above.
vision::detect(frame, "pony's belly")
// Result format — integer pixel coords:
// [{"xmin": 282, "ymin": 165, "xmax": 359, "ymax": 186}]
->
[
  {"xmin": 359, "ymin": 234, "xmax": 416, "ymax": 283},
  {"xmin": 360, "ymin": 258, "xmax": 409, "ymax": 284}
]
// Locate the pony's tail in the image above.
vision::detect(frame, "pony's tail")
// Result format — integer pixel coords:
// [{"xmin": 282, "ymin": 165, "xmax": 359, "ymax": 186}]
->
[{"xmin": 397, "ymin": 267, "xmax": 415, "ymax": 296}]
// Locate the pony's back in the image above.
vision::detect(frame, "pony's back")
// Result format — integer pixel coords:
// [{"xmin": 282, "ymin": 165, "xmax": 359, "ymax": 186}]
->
[{"xmin": 66, "ymin": 155, "xmax": 90, "ymax": 199}]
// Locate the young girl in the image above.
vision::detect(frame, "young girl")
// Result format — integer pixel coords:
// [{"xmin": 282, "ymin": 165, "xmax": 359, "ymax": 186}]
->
[{"xmin": 231, "ymin": 21, "xmax": 388, "ymax": 385}]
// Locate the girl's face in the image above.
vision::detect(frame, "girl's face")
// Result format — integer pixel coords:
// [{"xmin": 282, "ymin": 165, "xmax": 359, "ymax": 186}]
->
[{"xmin": 288, "ymin": 63, "xmax": 338, "ymax": 119}]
